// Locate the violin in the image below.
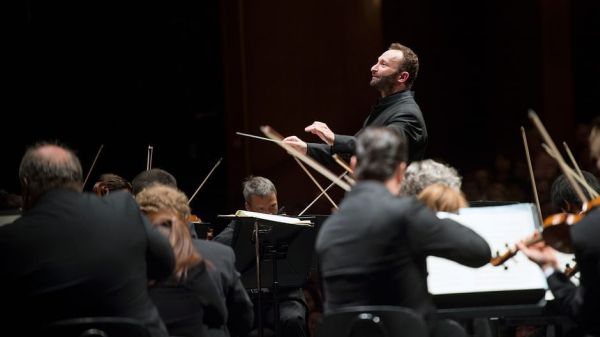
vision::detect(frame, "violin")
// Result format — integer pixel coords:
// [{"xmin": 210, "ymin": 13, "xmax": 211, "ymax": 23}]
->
[
  {"xmin": 186, "ymin": 214, "xmax": 214, "ymax": 240},
  {"xmin": 564, "ymin": 263, "xmax": 579, "ymax": 279}
]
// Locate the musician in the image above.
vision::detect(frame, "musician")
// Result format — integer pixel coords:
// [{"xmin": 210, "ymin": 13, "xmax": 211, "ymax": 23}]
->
[
  {"xmin": 550, "ymin": 171, "xmax": 600, "ymax": 213},
  {"xmin": 417, "ymin": 183, "xmax": 468, "ymax": 213},
  {"xmin": 132, "ymin": 168, "xmax": 178, "ymax": 195},
  {"xmin": 0, "ymin": 142, "xmax": 175, "ymax": 337},
  {"xmin": 132, "ymin": 168, "xmax": 198, "ymax": 238},
  {"xmin": 92, "ymin": 173, "xmax": 132, "ymax": 196},
  {"xmin": 519, "ymin": 117, "xmax": 600, "ymax": 336},
  {"xmin": 283, "ymin": 42, "xmax": 427, "ymax": 165},
  {"xmin": 401, "ymin": 159, "xmax": 463, "ymax": 196},
  {"xmin": 315, "ymin": 127, "xmax": 490, "ymax": 337},
  {"xmin": 213, "ymin": 176, "xmax": 308, "ymax": 337}
]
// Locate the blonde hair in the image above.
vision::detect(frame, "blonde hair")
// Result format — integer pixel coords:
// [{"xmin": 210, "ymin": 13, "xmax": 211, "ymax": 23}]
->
[
  {"xmin": 417, "ymin": 183, "xmax": 468, "ymax": 213},
  {"xmin": 136, "ymin": 184, "xmax": 200, "ymax": 280}
]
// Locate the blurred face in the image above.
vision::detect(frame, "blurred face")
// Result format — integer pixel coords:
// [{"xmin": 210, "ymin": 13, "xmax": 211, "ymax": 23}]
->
[
  {"xmin": 370, "ymin": 49, "xmax": 404, "ymax": 93},
  {"xmin": 245, "ymin": 193, "xmax": 278, "ymax": 215}
]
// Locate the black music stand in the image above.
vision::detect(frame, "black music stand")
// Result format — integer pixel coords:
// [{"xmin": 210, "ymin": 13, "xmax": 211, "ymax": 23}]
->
[{"xmin": 228, "ymin": 214, "xmax": 315, "ymax": 337}]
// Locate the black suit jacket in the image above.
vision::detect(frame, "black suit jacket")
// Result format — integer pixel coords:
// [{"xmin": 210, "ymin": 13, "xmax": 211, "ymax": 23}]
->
[
  {"xmin": 194, "ymin": 239, "xmax": 254, "ymax": 337},
  {"xmin": 315, "ymin": 181, "xmax": 490, "ymax": 319},
  {"xmin": 307, "ymin": 90, "xmax": 427, "ymax": 166},
  {"xmin": 547, "ymin": 207, "xmax": 600, "ymax": 335},
  {"xmin": 0, "ymin": 189, "xmax": 175, "ymax": 337}
]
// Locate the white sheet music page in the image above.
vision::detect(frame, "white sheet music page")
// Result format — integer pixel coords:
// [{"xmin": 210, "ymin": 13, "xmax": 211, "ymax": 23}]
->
[{"xmin": 427, "ymin": 203, "xmax": 548, "ymax": 295}]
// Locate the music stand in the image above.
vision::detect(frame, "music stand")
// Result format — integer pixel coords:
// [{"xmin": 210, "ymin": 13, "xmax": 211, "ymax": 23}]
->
[{"xmin": 224, "ymin": 212, "xmax": 315, "ymax": 337}]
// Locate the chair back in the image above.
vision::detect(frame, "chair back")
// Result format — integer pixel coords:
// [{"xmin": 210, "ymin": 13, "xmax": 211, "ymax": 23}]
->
[
  {"xmin": 42, "ymin": 317, "xmax": 151, "ymax": 337},
  {"xmin": 316, "ymin": 305, "xmax": 428, "ymax": 337}
]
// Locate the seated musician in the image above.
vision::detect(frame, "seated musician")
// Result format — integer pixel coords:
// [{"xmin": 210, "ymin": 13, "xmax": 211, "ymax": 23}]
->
[
  {"xmin": 131, "ymin": 168, "xmax": 198, "ymax": 238},
  {"xmin": 417, "ymin": 183, "xmax": 468, "ymax": 213},
  {"xmin": 315, "ymin": 127, "xmax": 491, "ymax": 337},
  {"xmin": 136, "ymin": 184, "xmax": 226, "ymax": 337},
  {"xmin": 550, "ymin": 171, "xmax": 600, "ymax": 213},
  {"xmin": 92, "ymin": 173, "xmax": 132, "ymax": 196},
  {"xmin": 213, "ymin": 176, "xmax": 309, "ymax": 337},
  {"xmin": 401, "ymin": 158, "xmax": 463, "ymax": 197},
  {"xmin": 518, "ymin": 117, "xmax": 600, "ymax": 337}
]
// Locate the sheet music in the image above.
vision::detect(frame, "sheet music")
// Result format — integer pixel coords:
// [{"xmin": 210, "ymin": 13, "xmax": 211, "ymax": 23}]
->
[
  {"xmin": 428, "ymin": 204, "xmax": 548, "ymax": 295},
  {"xmin": 218, "ymin": 210, "xmax": 312, "ymax": 226}
]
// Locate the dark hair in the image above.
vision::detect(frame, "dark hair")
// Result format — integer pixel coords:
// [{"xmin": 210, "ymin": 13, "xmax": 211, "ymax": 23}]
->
[
  {"xmin": 355, "ymin": 127, "xmax": 407, "ymax": 181},
  {"xmin": 93, "ymin": 173, "xmax": 132, "ymax": 196},
  {"xmin": 551, "ymin": 171, "xmax": 600, "ymax": 211},
  {"xmin": 389, "ymin": 42, "xmax": 419, "ymax": 89},
  {"xmin": 131, "ymin": 168, "xmax": 177, "ymax": 195},
  {"xmin": 19, "ymin": 142, "xmax": 83, "ymax": 207},
  {"xmin": 242, "ymin": 176, "xmax": 277, "ymax": 202}
]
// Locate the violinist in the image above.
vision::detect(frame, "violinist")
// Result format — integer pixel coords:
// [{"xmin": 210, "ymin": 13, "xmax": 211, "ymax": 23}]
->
[
  {"xmin": 518, "ymin": 117, "xmax": 600, "ymax": 337},
  {"xmin": 315, "ymin": 127, "xmax": 490, "ymax": 337},
  {"xmin": 131, "ymin": 168, "xmax": 199, "ymax": 239},
  {"xmin": 92, "ymin": 173, "xmax": 132, "ymax": 196},
  {"xmin": 550, "ymin": 171, "xmax": 600, "ymax": 214}
]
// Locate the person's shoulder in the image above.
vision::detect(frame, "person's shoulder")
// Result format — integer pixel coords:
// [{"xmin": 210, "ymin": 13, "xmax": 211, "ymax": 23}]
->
[{"xmin": 194, "ymin": 239, "xmax": 235, "ymax": 257}]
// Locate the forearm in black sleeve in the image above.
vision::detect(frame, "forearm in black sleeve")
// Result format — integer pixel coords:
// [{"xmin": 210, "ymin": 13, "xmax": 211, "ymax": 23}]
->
[
  {"xmin": 547, "ymin": 271, "xmax": 583, "ymax": 320},
  {"xmin": 407, "ymin": 202, "xmax": 491, "ymax": 267},
  {"xmin": 307, "ymin": 142, "xmax": 336, "ymax": 167}
]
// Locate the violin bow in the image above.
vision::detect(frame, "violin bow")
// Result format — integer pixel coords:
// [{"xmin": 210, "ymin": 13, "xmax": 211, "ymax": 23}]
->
[
  {"xmin": 528, "ymin": 110, "xmax": 588, "ymax": 204},
  {"xmin": 299, "ymin": 171, "xmax": 348, "ymax": 216},
  {"xmin": 146, "ymin": 145, "xmax": 154, "ymax": 171},
  {"xmin": 520, "ymin": 127, "xmax": 543, "ymax": 222},
  {"xmin": 260, "ymin": 126, "xmax": 352, "ymax": 191},
  {"xmin": 293, "ymin": 157, "xmax": 339, "ymax": 211},
  {"xmin": 563, "ymin": 142, "xmax": 599, "ymax": 198},
  {"xmin": 541, "ymin": 144, "xmax": 598, "ymax": 199},
  {"xmin": 82, "ymin": 144, "xmax": 104, "ymax": 190},
  {"xmin": 188, "ymin": 157, "xmax": 223, "ymax": 205},
  {"xmin": 332, "ymin": 154, "xmax": 357, "ymax": 185}
]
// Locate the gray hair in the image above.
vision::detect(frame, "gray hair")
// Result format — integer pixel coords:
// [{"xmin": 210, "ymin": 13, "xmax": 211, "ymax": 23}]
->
[
  {"xmin": 401, "ymin": 159, "xmax": 462, "ymax": 196},
  {"xmin": 242, "ymin": 176, "xmax": 277, "ymax": 202}
]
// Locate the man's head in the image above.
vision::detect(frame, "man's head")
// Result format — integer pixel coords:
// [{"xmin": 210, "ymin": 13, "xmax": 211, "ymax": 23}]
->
[
  {"xmin": 131, "ymin": 168, "xmax": 177, "ymax": 195},
  {"xmin": 352, "ymin": 127, "xmax": 407, "ymax": 195},
  {"xmin": 370, "ymin": 42, "xmax": 419, "ymax": 96},
  {"xmin": 19, "ymin": 142, "xmax": 83, "ymax": 209},
  {"xmin": 243, "ymin": 176, "xmax": 278, "ymax": 215},
  {"xmin": 551, "ymin": 171, "xmax": 600, "ymax": 213},
  {"xmin": 136, "ymin": 184, "xmax": 199, "ymax": 280},
  {"xmin": 590, "ymin": 117, "xmax": 600, "ymax": 170},
  {"xmin": 401, "ymin": 159, "xmax": 463, "ymax": 196},
  {"xmin": 93, "ymin": 173, "xmax": 132, "ymax": 196}
]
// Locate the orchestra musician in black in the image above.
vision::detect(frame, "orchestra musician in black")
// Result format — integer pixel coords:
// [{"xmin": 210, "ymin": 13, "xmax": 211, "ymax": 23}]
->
[
  {"xmin": 519, "ymin": 117, "xmax": 600, "ymax": 337},
  {"xmin": 0, "ymin": 142, "xmax": 175, "ymax": 337},
  {"xmin": 213, "ymin": 176, "xmax": 309, "ymax": 337},
  {"xmin": 315, "ymin": 127, "xmax": 491, "ymax": 337}
]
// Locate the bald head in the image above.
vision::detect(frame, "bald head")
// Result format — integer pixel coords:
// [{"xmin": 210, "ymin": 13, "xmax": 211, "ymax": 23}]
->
[{"xmin": 19, "ymin": 143, "xmax": 83, "ymax": 209}]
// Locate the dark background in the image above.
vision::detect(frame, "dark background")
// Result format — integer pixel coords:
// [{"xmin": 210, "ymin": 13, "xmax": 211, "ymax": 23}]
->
[{"xmin": 3, "ymin": 0, "xmax": 599, "ymax": 223}]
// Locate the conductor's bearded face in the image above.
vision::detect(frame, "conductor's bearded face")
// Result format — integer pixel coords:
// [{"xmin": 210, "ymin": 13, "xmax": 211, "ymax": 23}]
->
[
  {"xmin": 370, "ymin": 49, "xmax": 403, "ymax": 91},
  {"xmin": 245, "ymin": 193, "xmax": 278, "ymax": 215}
]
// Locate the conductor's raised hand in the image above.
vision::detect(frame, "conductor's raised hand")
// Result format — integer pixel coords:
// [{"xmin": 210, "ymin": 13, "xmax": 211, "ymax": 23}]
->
[
  {"xmin": 305, "ymin": 121, "xmax": 335, "ymax": 145},
  {"xmin": 283, "ymin": 136, "xmax": 308, "ymax": 155}
]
